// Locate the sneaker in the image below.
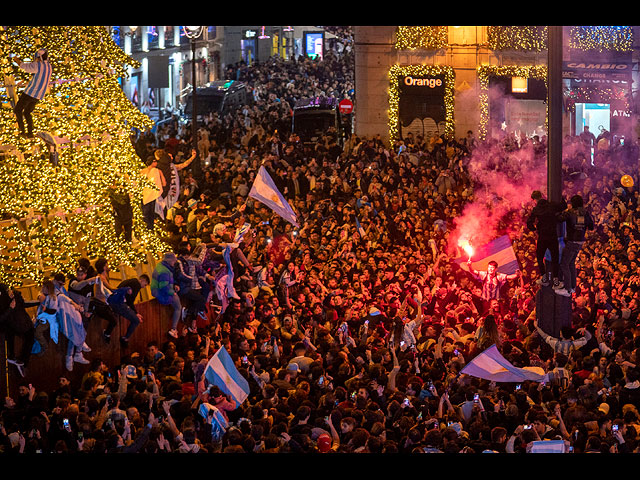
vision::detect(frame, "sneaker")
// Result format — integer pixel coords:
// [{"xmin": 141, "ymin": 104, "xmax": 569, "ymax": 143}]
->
[
  {"xmin": 7, "ymin": 359, "xmax": 25, "ymax": 377},
  {"xmin": 168, "ymin": 328, "xmax": 179, "ymax": 339},
  {"xmin": 553, "ymin": 281, "xmax": 565, "ymax": 290},
  {"xmin": 103, "ymin": 331, "xmax": 111, "ymax": 344},
  {"xmin": 555, "ymin": 288, "xmax": 572, "ymax": 297},
  {"xmin": 81, "ymin": 342, "xmax": 92, "ymax": 352},
  {"xmin": 73, "ymin": 353, "xmax": 90, "ymax": 364},
  {"xmin": 120, "ymin": 336, "xmax": 129, "ymax": 347},
  {"xmin": 65, "ymin": 355, "xmax": 74, "ymax": 371}
]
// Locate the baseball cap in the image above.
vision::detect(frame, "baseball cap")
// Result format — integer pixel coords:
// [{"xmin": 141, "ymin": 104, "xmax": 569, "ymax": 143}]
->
[{"xmin": 598, "ymin": 403, "xmax": 610, "ymax": 415}]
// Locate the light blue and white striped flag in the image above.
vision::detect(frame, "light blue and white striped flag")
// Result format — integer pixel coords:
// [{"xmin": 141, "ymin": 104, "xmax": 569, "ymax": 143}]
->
[
  {"xmin": 234, "ymin": 222, "xmax": 252, "ymax": 243},
  {"xmin": 198, "ymin": 402, "xmax": 229, "ymax": 442},
  {"xmin": 249, "ymin": 166, "xmax": 299, "ymax": 227},
  {"xmin": 355, "ymin": 216, "xmax": 366, "ymax": 237},
  {"xmin": 460, "ymin": 344, "xmax": 546, "ymax": 383},
  {"xmin": 456, "ymin": 235, "xmax": 519, "ymax": 275},
  {"xmin": 222, "ymin": 245, "xmax": 237, "ymax": 299},
  {"xmin": 530, "ymin": 440, "xmax": 567, "ymax": 453},
  {"xmin": 204, "ymin": 346, "xmax": 250, "ymax": 405}
]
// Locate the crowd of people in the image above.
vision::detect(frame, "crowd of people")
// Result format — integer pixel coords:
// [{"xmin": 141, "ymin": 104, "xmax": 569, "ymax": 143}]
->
[{"xmin": 3, "ymin": 26, "xmax": 640, "ymax": 455}]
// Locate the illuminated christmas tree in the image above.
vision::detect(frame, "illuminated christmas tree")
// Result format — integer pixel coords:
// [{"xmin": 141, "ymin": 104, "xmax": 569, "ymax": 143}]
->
[{"xmin": 0, "ymin": 26, "xmax": 167, "ymax": 286}]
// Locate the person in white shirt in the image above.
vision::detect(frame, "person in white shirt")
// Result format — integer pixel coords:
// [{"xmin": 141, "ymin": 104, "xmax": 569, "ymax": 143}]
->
[{"xmin": 140, "ymin": 156, "xmax": 166, "ymax": 229}]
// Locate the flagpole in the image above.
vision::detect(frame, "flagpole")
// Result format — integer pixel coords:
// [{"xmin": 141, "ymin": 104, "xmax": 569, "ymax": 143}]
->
[{"xmin": 3, "ymin": 339, "xmax": 9, "ymax": 396}]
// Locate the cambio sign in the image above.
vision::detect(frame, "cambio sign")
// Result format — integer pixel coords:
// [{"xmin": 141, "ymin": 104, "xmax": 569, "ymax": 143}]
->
[
  {"xmin": 563, "ymin": 62, "xmax": 631, "ymax": 82},
  {"xmin": 564, "ymin": 62, "xmax": 628, "ymax": 71}
]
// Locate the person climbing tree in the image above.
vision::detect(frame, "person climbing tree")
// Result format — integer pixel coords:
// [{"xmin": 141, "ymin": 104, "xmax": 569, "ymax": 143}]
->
[{"xmin": 12, "ymin": 49, "xmax": 52, "ymax": 138}]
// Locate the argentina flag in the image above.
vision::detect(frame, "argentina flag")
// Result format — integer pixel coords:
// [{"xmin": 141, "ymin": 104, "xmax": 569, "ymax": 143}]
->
[
  {"xmin": 460, "ymin": 344, "xmax": 546, "ymax": 383},
  {"xmin": 234, "ymin": 222, "xmax": 252, "ymax": 243},
  {"xmin": 355, "ymin": 216, "xmax": 366, "ymax": 237},
  {"xmin": 529, "ymin": 440, "xmax": 567, "ymax": 453},
  {"xmin": 204, "ymin": 346, "xmax": 250, "ymax": 405},
  {"xmin": 222, "ymin": 245, "xmax": 238, "ymax": 299},
  {"xmin": 249, "ymin": 166, "xmax": 299, "ymax": 227},
  {"xmin": 198, "ymin": 403, "xmax": 229, "ymax": 442},
  {"xmin": 456, "ymin": 234, "xmax": 519, "ymax": 275}
]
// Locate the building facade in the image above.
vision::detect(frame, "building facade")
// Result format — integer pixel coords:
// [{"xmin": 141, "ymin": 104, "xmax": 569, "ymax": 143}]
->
[
  {"xmin": 354, "ymin": 26, "xmax": 639, "ymax": 147},
  {"xmin": 109, "ymin": 25, "xmax": 329, "ymax": 120}
]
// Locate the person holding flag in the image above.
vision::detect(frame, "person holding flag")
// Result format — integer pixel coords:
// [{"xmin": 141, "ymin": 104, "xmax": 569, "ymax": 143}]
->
[
  {"xmin": 249, "ymin": 165, "xmax": 299, "ymax": 228},
  {"xmin": 214, "ymin": 222, "xmax": 253, "ymax": 291},
  {"xmin": 467, "ymin": 258, "xmax": 520, "ymax": 306},
  {"xmin": 458, "ymin": 235, "xmax": 521, "ymax": 314},
  {"xmin": 203, "ymin": 345, "xmax": 251, "ymax": 408},
  {"xmin": 154, "ymin": 148, "xmax": 197, "ymax": 219}
]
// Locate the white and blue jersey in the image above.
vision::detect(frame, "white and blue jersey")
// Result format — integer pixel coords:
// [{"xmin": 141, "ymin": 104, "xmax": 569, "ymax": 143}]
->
[{"xmin": 20, "ymin": 59, "xmax": 52, "ymax": 100}]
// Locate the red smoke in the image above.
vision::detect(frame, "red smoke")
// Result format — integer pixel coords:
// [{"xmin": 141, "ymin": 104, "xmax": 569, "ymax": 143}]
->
[{"xmin": 450, "ymin": 138, "xmax": 546, "ymax": 255}]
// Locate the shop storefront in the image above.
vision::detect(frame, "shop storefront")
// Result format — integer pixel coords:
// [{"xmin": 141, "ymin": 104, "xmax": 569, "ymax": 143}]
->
[
  {"xmin": 563, "ymin": 55, "xmax": 633, "ymax": 146},
  {"xmin": 388, "ymin": 65, "xmax": 456, "ymax": 142},
  {"xmin": 477, "ymin": 65, "xmax": 549, "ymax": 141}
]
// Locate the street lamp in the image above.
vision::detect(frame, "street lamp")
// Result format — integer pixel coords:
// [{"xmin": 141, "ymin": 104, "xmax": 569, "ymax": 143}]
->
[{"xmin": 183, "ymin": 26, "xmax": 204, "ymax": 180}]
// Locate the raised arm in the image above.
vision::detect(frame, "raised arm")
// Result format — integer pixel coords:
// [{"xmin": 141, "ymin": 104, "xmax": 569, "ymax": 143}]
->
[{"xmin": 175, "ymin": 149, "xmax": 197, "ymax": 171}]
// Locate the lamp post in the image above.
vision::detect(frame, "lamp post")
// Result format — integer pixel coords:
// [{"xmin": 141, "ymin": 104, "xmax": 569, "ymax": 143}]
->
[
  {"xmin": 547, "ymin": 25, "xmax": 563, "ymax": 204},
  {"xmin": 184, "ymin": 26, "xmax": 204, "ymax": 180}
]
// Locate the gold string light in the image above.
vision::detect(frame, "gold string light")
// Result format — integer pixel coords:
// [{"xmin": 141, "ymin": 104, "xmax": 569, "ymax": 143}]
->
[
  {"xmin": 395, "ymin": 26, "xmax": 448, "ymax": 50},
  {"xmin": 476, "ymin": 65, "xmax": 548, "ymax": 140},
  {"xmin": 568, "ymin": 26, "xmax": 633, "ymax": 52},
  {"xmin": 388, "ymin": 64, "xmax": 455, "ymax": 141},
  {"xmin": 396, "ymin": 26, "xmax": 632, "ymax": 53},
  {"xmin": 0, "ymin": 26, "xmax": 167, "ymax": 287},
  {"xmin": 565, "ymin": 84, "xmax": 629, "ymax": 113},
  {"xmin": 487, "ymin": 26, "xmax": 548, "ymax": 51}
]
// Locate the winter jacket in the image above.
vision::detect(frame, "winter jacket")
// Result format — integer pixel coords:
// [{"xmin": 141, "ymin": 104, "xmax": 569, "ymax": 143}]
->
[
  {"xmin": 557, "ymin": 207, "xmax": 594, "ymax": 242},
  {"xmin": 151, "ymin": 260, "xmax": 177, "ymax": 305},
  {"xmin": 526, "ymin": 198, "xmax": 567, "ymax": 239}
]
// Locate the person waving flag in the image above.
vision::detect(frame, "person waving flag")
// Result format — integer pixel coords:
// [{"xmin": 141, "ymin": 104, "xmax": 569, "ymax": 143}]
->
[
  {"xmin": 249, "ymin": 166, "xmax": 299, "ymax": 227},
  {"xmin": 204, "ymin": 346, "xmax": 250, "ymax": 405}
]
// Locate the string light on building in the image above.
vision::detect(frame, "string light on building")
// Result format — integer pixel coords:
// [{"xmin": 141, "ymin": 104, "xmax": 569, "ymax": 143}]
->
[
  {"xmin": 387, "ymin": 64, "xmax": 455, "ymax": 141},
  {"xmin": 568, "ymin": 26, "xmax": 633, "ymax": 52},
  {"xmin": 487, "ymin": 26, "xmax": 548, "ymax": 51},
  {"xmin": 476, "ymin": 65, "xmax": 548, "ymax": 140},
  {"xmin": 394, "ymin": 26, "xmax": 448, "ymax": 50}
]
